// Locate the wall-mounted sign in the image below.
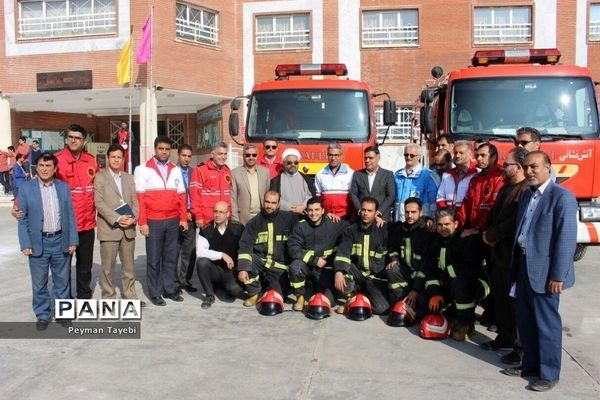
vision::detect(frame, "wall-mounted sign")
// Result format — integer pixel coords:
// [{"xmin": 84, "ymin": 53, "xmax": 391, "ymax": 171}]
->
[
  {"xmin": 197, "ymin": 105, "xmax": 222, "ymax": 124},
  {"xmin": 37, "ymin": 70, "xmax": 93, "ymax": 92}
]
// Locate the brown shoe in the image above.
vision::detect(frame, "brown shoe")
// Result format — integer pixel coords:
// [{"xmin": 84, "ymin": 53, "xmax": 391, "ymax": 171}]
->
[
  {"xmin": 451, "ymin": 324, "xmax": 471, "ymax": 341},
  {"xmin": 243, "ymin": 294, "xmax": 259, "ymax": 307},
  {"xmin": 293, "ymin": 295, "xmax": 305, "ymax": 312}
]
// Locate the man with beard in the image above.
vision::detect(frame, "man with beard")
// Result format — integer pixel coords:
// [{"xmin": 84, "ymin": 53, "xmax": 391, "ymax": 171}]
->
[{"xmin": 237, "ymin": 191, "xmax": 298, "ymax": 307}]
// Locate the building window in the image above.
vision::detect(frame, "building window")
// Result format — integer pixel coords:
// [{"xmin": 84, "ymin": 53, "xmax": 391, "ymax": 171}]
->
[
  {"xmin": 18, "ymin": 0, "xmax": 117, "ymax": 39},
  {"xmin": 362, "ymin": 10, "xmax": 418, "ymax": 47},
  {"xmin": 474, "ymin": 6, "xmax": 532, "ymax": 44},
  {"xmin": 590, "ymin": 4, "xmax": 600, "ymax": 42},
  {"xmin": 167, "ymin": 119, "xmax": 185, "ymax": 149},
  {"xmin": 376, "ymin": 106, "xmax": 414, "ymax": 142},
  {"xmin": 175, "ymin": 3, "xmax": 219, "ymax": 46},
  {"xmin": 255, "ymin": 14, "xmax": 310, "ymax": 50}
]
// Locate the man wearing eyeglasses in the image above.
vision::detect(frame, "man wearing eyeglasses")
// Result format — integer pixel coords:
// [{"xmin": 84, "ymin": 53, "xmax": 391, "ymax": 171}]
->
[
  {"xmin": 393, "ymin": 144, "xmax": 437, "ymax": 221},
  {"xmin": 515, "ymin": 126, "xmax": 557, "ymax": 182},
  {"xmin": 270, "ymin": 148, "xmax": 315, "ymax": 215},
  {"xmin": 481, "ymin": 147, "xmax": 529, "ymax": 363},
  {"xmin": 314, "ymin": 143, "xmax": 354, "ymax": 220},
  {"xmin": 231, "ymin": 143, "xmax": 270, "ymax": 225},
  {"xmin": 55, "ymin": 124, "xmax": 98, "ymax": 299},
  {"xmin": 258, "ymin": 137, "xmax": 284, "ymax": 178}
]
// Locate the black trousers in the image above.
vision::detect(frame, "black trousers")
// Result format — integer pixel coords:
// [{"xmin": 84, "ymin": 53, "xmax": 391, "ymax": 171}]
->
[
  {"xmin": 242, "ymin": 254, "xmax": 289, "ymax": 297},
  {"xmin": 385, "ymin": 264, "xmax": 427, "ymax": 319},
  {"xmin": 289, "ymin": 259, "xmax": 335, "ymax": 303},
  {"xmin": 177, "ymin": 221, "xmax": 196, "ymax": 286},
  {"xmin": 73, "ymin": 229, "xmax": 95, "ymax": 299},
  {"xmin": 491, "ymin": 243, "xmax": 517, "ymax": 345},
  {"xmin": 0, "ymin": 171, "xmax": 12, "ymax": 194},
  {"xmin": 339, "ymin": 264, "xmax": 390, "ymax": 315},
  {"xmin": 196, "ymin": 258, "xmax": 243, "ymax": 298},
  {"xmin": 146, "ymin": 217, "xmax": 180, "ymax": 298}
]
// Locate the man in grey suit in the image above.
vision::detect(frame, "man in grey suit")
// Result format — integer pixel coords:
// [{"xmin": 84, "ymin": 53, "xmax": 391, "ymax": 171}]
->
[
  {"xmin": 502, "ymin": 151, "xmax": 577, "ymax": 392},
  {"xmin": 350, "ymin": 146, "xmax": 396, "ymax": 223},
  {"xmin": 94, "ymin": 145, "xmax": 144, "ymax": 306},
  {"xmin": 231, "ymin": 143, "xmax": 270, "ymax": 225},
  {"xmin": 17, "ymin": 153, "xmax": 78, "ymax": 329}
]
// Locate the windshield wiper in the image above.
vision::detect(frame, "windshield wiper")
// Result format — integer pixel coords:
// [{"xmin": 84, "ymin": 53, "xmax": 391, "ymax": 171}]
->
[{"xmin": 454, "ymin": 133, "xmax": 516, "ymax": 143}]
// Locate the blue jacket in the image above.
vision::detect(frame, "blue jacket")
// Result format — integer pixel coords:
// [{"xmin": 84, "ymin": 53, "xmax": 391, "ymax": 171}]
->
[
  {"xmin": 12, "ymin": 163, "xmax": 28, "ymax": 189},
  {"xmin": 394, "ymin": 165, "xmax": 437, "ymax": 220},
  {"xmin": 17, "ymin": 178, "xmax": 79, "ymax": 256},
  {"xmin": 510, "ymin": 181, "xmax": 577, "ymax": 294}
]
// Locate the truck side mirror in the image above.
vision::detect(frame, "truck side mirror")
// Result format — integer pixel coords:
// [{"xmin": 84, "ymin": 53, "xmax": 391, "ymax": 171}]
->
[
  {"xmin": 383, "ymin": 100, "xmax": 397, "ymax": 125},
  {"xmin": 420, "ymin": 105, "xmax": 434, "ymax": 134},
  {"xmin": 231, "ymin": 98, "xmax": 241, "ymax": 111},
  {"xmin": 229, "ymin": 112, "xmax": 239, "ymax": 137}
]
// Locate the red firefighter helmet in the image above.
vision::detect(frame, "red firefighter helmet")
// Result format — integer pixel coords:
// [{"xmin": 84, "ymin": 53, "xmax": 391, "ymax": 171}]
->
[
  {"xmin": 305, "ymin": 292, "xmax": 332, "ymax": 320},
  {"xmin": 420, "ymin": 313, "xmax": 451, "ymax": 340},
  {"xmin": 387, "ymin": 299, "xmax": 417, "ymax": 327},
  {"xmin": 347, "ymin": 294, "xmax": 372, "ymax": 321},
  {"xmin": 258, "ymin": 289, "xmax": 284, "ymax": 316}
]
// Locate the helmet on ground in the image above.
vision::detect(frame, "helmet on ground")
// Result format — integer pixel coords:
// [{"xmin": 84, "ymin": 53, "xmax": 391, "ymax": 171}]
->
[
  {"xmin": 258, "ymin": 289, "xmax": 284, "ymax": 316},
  {"xmin": 420, "ymin": 313, "xmax": 451, "ymax": 340},
  {"xmin": 305, "ymin": 292, "xmax": 332, "ymax": 320},
  {"xmin": 347, "ymin": 294, "xmax": 372, "ymax": 321},
  {"xmin": 387, "ymin": 299, "xmax": 416, "ymax": 327}
]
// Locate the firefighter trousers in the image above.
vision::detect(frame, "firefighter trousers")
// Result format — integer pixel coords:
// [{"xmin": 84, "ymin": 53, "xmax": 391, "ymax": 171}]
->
[
  {"xmin": 445, "ymin": 276, "xmax": 490, "ymax": 325},
  {"xmin": 289, "ymin": 260, "xmax": 335, "ymax": 303},
  {"xmin": 339, "ymin": 264, "xmax": 390, "ymax": 315},
  {"xmin": 243, "ymin": 254, "xmax": 289, "ymax": 297}
]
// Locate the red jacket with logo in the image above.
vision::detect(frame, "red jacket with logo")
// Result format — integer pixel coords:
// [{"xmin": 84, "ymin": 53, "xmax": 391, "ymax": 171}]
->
[
  {"xmin": 55, "ymin": 149, "xmax": 98, "ymax": 232},
  {"xmin": 134, "ymin": 159, "xmax": 187, "ymax": 225},
  {"xmin": 456, "ymin": 163, "xmax": 505, "ymax": 230},
  {"xmin": 190, "ymin": 159, "xmax": 232, "ymax": 224}
]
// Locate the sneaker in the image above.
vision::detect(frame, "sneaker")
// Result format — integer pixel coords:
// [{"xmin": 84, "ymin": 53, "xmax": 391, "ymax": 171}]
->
[{"xmin": 201, "ymin": 295, "xmax": 215, "ymax": 309}]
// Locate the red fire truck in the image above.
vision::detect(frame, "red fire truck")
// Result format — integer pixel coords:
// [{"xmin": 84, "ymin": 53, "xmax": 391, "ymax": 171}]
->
[
  {"xmin": 418, "ymin": 48, "xmax": 600, "ymax": 260},
  {"xmin": 229, "ymin": 63, "xmax": 396, "ymax": 175}
]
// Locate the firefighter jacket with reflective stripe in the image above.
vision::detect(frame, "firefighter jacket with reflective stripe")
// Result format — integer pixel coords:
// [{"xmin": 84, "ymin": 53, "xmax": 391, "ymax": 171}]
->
[
  {"xmin": 387, "ymin": 218, "xmax": 433, "ymax": 292},
  {"xmin": 423, "ymin": 230, "xmax": 488, "ymax": 298},
  {"xmin": 237, "ymin": 209, "xmax": 298, "ymax": 271},
  {"xmin": 134, "ymin": 159, "xmax": 187, "ymax": 225},
  {"xmin": 287, "ymin": 217, "xmax": 349, "ymax": 267},
  {"xmin": 334, "ymin": 221, "xmax": 388, "ymax": 275},
  {"xmin": 190, "ymin": 159, "xmax": 232, "ymax": 224},
  {"xmin": 456, "ymin": 163, "xmax": 504, "ymax": 230},
  {"xmin": 55, "ymin": 149, "xmax": 98, "ymax": 232}
]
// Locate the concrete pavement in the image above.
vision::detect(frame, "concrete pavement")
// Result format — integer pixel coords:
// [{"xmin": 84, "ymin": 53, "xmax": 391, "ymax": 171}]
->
[{"xmin": 0, "ymin": 208, "xmax": 599, "ymax": 400}]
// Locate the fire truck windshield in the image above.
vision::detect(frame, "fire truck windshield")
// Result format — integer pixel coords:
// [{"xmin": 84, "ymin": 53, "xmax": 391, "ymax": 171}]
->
[
  {"xmin": 245, "ymin": 89, "xmax": 370, "ymax": 142},
  {"xmin": 449, "ymin": 77, "xmax": 599, "ymax": 139}
]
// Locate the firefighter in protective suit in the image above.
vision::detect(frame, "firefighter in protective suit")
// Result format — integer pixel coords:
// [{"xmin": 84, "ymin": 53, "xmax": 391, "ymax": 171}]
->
[
  {"xmin": 287, "ymin": 196, "xmax": 348, "ymax": 311},
  {"xmin": 334, "ymin": 197, "xmax": 390, "ymax": 315},
  {"xmin": 386, "ymin": 197, "xmax": 433, "ymax": 320},
  {"xmin": 424, "ymin": 207, "xmax": 490, "ymax": 341},
  {"xmin": 237, "ymin": 191, "xmax": 298, "ymax": 307}
]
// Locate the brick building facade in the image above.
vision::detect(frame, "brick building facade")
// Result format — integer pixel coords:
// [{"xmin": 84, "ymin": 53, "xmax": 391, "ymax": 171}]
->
[{"xmin": 1, "ymin": 0, "xmax": 598, "ymax": 167}]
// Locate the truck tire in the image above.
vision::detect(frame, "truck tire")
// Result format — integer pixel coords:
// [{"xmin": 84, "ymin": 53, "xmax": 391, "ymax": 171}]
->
[{"xmin": 574, "ymin": 244, "xmax": 587, "ymax": 262}]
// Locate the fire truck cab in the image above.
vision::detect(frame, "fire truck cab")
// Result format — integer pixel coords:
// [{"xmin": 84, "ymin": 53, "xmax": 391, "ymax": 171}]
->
[
  {"xmin": 229, "ymin": 63, "xmax": 396, "ymax": 175},
  {"xmin": 419, "ymin": 49, "xmax": 600, "ymax": 260}
]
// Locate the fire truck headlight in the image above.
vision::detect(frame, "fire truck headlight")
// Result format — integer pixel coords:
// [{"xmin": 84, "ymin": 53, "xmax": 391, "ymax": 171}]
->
[{"xmin": 580, "ymin": 202, "xmax": 600, "ymax": 222}]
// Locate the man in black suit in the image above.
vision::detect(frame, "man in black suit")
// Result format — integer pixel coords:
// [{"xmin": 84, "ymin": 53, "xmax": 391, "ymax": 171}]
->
[{"xmin": 350, "ymin": 146, "xmax": 396, "ymax": 223}]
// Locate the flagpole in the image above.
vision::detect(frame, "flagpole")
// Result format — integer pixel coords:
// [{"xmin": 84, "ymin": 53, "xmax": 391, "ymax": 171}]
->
[
  {"xmin": 127, "ymin": 25, "xmax": 133, "ymax": 174},
  {"xmin": 149, "ymin": 6, "xmax": 155, "ymax": 151}
]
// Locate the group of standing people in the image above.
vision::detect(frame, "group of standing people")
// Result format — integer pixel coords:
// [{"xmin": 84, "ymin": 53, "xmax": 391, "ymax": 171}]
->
[
  {"xmin": 14, "ymin": 127, "xmax": 575, "ymax": 392},
  {"xmin": 1, "ymin": 136, "xmax": 42, "ymax": 199}
]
